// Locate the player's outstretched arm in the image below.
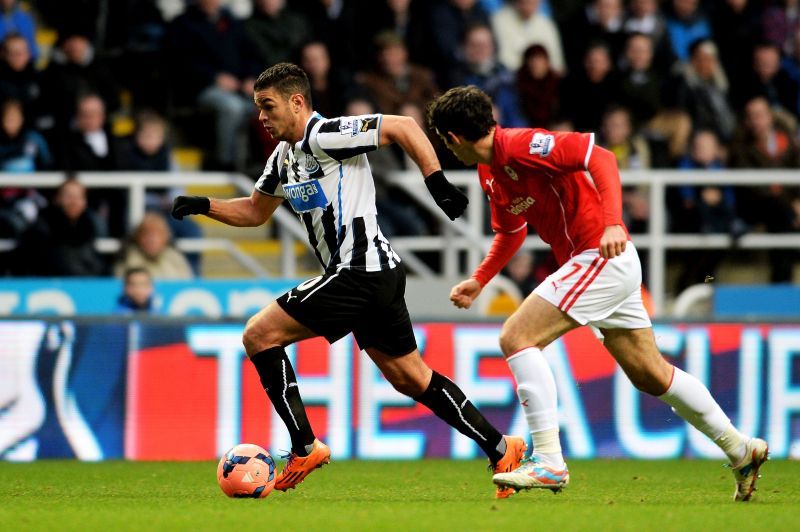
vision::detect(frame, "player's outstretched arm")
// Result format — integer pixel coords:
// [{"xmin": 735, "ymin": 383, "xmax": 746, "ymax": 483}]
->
[
  {"xmin": 171, "ymin": 190, "xmax": 283, "ymax": 227},
  {"xmin": 379, "ymin": 115, "xmax": 468, "ymax": 220},
  {"xmin": 450, "ymin": 227, "xmax": 528, "ymax": 310}
]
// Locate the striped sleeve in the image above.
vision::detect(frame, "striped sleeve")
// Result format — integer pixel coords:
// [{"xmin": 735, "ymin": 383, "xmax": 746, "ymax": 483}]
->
[
  {"xmin": 254, "ymin": 143, "xmax": 286, "ymax": 197},
  {"xmin": 312, "ymin": 114, "xmax": 382, "ymax": 161}
]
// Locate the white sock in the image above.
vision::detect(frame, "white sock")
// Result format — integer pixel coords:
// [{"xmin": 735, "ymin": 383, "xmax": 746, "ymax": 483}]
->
[
  {"xmin": 659, "ymin": 366, "xmax": 747, "ymax": 463},
  {"xmin": 507, "ymin": 347, "xmax": 564, "ymax": 467}
]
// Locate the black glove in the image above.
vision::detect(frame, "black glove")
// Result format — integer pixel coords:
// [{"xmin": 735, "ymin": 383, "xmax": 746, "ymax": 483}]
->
[
  {"xmin": 424, "ymin": 170, "xmax": 469, "ymax": 221},
  {"xmin": 171, "ymin": 195, "xmax": 210, "ymax": 220}
]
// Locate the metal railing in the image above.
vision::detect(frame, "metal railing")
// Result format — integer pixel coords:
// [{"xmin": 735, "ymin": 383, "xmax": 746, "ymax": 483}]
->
[{"xmin": 2, "ymin": 170, "xmax": 799, "ymax": 315}]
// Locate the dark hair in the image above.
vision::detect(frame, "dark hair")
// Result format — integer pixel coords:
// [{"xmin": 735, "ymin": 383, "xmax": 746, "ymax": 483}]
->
[
  {"xmin": 426, "ymin": 86, "xmax": 496, "ymax": 141},
  {"xmin": 254, "ymin": 62, "xmax": 312, "ymax": 107},
  {"xmin": 124, "ymin": 266, "xmax": 151, "ymax": 282}
]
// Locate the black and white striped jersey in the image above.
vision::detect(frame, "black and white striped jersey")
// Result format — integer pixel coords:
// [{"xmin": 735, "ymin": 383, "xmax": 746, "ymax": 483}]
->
[{"xmin": 255, "ymin": 112, "xmax": 402, "ymax": 273}]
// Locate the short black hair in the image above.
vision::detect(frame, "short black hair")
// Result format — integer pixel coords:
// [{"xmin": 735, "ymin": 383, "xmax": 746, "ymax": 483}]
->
[
  {"xmin": 254, "ymin": 62, "xmax": 312, "ymax": 107},
  {"xmin": 426, "ymin": 86, "xmax": 496, "ymax": 141}
]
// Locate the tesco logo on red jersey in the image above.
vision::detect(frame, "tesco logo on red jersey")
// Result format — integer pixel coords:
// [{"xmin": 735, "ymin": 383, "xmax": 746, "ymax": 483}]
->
[{"xmin": 529, "ymin": 132, "xmax": 555, "ymax": 157}]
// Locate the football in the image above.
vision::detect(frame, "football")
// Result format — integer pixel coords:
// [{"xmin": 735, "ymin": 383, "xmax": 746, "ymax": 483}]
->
[{"xmin": 216, "ymin": 443, "xmax": 277, "ymax": 498}]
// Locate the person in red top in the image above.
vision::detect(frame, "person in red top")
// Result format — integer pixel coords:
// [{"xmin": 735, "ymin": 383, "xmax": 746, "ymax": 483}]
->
[{"xmin": 427, "ymin": 86, "xmax": 768, "ymax": 502}]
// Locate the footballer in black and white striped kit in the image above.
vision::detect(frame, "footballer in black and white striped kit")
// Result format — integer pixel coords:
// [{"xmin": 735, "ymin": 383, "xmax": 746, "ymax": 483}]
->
[
  {"xmin": 254, "ymin": 112, "xmax": 400, "ymax": 273},
  {"xmin": 172, "ymin": 63, "xmax": 523, "ymax": 496}
]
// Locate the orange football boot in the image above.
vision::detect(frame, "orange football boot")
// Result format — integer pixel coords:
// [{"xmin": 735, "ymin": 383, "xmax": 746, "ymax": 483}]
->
[
  {"xmin": 490, "ymin": 435, "xmax": 527, "ymax": 499},
  {"xmin": 275, "ymin": 439, "xmax": 331, "ymax": 492}
]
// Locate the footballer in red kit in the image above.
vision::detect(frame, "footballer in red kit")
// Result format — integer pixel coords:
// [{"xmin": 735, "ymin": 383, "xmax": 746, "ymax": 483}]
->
[
  {"xmin": 427, "ymin": 86, "xmax": 768, "ymax": 501},
  {"xmin": 478, "ymin": 126, "xmax": 627, "ymax": 267}
]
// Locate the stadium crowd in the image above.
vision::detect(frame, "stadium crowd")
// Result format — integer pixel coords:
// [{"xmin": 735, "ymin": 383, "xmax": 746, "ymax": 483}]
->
[{"xmin": 0, "ymin": 0, "xmax": 799, "ymax": 286}]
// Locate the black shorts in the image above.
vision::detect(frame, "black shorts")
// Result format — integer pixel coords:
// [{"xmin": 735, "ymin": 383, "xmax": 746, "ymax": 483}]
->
[{"xmin": 276, "ymin": 265, "xmax": 417, "ymax": 356}]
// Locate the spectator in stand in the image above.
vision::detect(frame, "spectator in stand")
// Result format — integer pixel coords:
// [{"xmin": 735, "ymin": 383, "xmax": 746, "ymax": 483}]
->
[
  {"xmin": 491, "ymin": 0, "xmax": 566, "ymax": 74},
  {"xmin": 618, "ymin": 32, "xmax": 663, "ymax": 126},
  {"xmin": 618, "ymin": 31, "xmax": 690, "ymax": 163},
  {"xmin": 731, "ymin": 95, "xmax": 800, "ymax": 168},
  {"xmin": 13, "ymin": 179, "xmax": 107, "ymax": 276},
  {"xmin": 121, "ymin": 110, "xmax": 171, "ymax": 172},
  {"xmin": 299, "ymin": 41, "xmax": 352, "ymax": 119},
  {"xmin": 43, "ymin": 32, "xmax": 121, "ymax": 140},
  {"xmin": 623, "ymin": 0, "xmax": 673, "ymax": 70},
  {"xmin": 63, "ymin": 93, "xmax": 128, "ymax": 237},
  {"xmin": 356, "ymin": 31, "xmax": 438, "ymax": 115},
  {"xmin": 0, "ymin": 99, "xmax": 49, "ymax": 241},
  {"xmin": 114, "ymin": 212, "xmax": 193, "ymax": 279},
  {"xmin": 562, "ymin": 0, "xmax": 627, "ymax": 74},
  {"xmin": 762, "ymin": 0, "xmax": 800, "ymax": 57},
  {"xmin": 665, "ymin": 0, "xmax": 711, "ymax": 62},
  {"xmin": 356, "ymin": 0, "xmax": 425, "ymax": 70},
  {"xmin": 599, "ymin": 105, "xmax": 650, "ymax": 169},
  {"xmin": 114, "ymin": 267, "xmax": 162, "ymax": 314},
  {"xmin": 730, "ymin": 96, "xmax": 800, "ymax": 282},
  {"xmin": 0, "ymin": 99, "xmax": 51, "ymax": 172},
  {"xmin": 673, "ymin": 129, "xmax": 744, "ymax": 290},
  {"xmin": 448, "ymin": 23, "xmax": 525, "ymax": 126},
  {"xmin": 0, "ymin": 0, "xmax": 37, "ymax": 61},
  {"xmin": 561, "ymin": 42, "xmax": 620, "ymax": 133},
  {"xmin": 599, "ymin": 105, "xmax": 650, "ymax": 233},
  {"xmin": 712, "ymin": 0, "xmax": 763, "ymax": 100},
  {"xmin": 245, "ymin": 0, "xmax": 310, "ymax": 69},
  {"xmin": 516, "ymin": 44, "xmax": 560, "ymax": 127},
  {"xmin": 62, "ymin": 93, "xmax": 122, "ymax": 171},
  {"xmin": 120, "ymin": 110, "xmax": 204, "ymax": 275},
  {"xmin": 294, "ymin": 0, "xmax": 358, "ymax": 72},
  {"xmin": 736, "ymin": 42, "xmax": 799, "ymax": 117},
  {"xmin": 676, "ymin": 129, "xmax": 743, "ymax": 234},
  {"xmin": 0, "ymin": 34, "xmax": 51, "ymax": 132},
  {"xmin": 424, "ymin": 0, "xmax": 489, "ymax": 83},
  {"xmin": 166, "ymin": 0, "xmax": 261, "ymax": 169},
  {"xmin": 672, "ymin": 39, "xmax": 737, "ymax": 143}
]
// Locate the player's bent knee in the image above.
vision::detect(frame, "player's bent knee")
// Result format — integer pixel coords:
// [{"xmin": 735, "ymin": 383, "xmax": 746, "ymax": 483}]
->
[
  {"xmin": 499, "ymin": 325, "xmax": 540, "ymax": 357},
  {"xmin": 242, "ymin": 319, "xmax": 281, "ymax": 358},
  {"xmin": 389, "ymin": 377, "xmax": 426, "ymax": 398}
]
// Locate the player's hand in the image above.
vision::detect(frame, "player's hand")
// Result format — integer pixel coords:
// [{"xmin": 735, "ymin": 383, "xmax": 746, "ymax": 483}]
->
[
  {"xmin": 599, "ymin": 225, "xmax": 627, "ymax": 259},
  {"xmin": 450, "ymin": 278, "xmax": 482, "ymax": 309},
  {"xmin": 425, "ymin": 170, "xmax": 469, "ymax": 220},
  {"xmin": 171, "ymin": 196, "xmax": 210, "ymax": 220}
]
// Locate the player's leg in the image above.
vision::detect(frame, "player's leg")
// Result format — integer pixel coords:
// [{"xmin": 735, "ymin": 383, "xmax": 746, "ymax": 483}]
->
[
  {"xmin": 356, "ymin": 264, "xmax": 524, "ymax": 497},
  {"xmin": 500, "ymin": 291, "xmax": 580, "ymax": 466},
  {"xmin": 364, "ymin": 346, "xmax": 526, "ymax": 498},
  {"xmin": 243, "ymin": 270, "xmax": 363, "ymax": 491},
  {"xmin": 601, "ymin": 326, "xmax": 768, "ymax": 501},
  {"xmin": 244, "ymin": 301, "xmax": 319, "ymax": 459},
  {"xmin": 490, "ymin": 293, "xmax": 576, "ymax": 491}
]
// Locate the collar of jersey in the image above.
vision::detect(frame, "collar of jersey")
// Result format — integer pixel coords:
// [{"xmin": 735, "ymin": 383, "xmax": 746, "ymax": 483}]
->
[{"xmin": 295, "ymin": 112, "xmax": 324, "ymax": 155}]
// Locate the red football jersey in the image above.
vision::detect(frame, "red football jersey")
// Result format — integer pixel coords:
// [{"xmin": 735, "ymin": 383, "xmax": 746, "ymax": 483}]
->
[{"xmin": 478, "ymin": 126, "xmax": 629, "ymax": 265}]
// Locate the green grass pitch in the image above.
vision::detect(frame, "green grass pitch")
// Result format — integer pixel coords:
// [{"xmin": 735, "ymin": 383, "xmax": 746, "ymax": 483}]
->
[{"xmin": 2, "ymin": 459, "xmax": 799, "ymax": 531}]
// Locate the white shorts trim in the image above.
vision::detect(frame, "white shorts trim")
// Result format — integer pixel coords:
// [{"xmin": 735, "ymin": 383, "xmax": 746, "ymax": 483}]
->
[{"xmin": 533, "ymin": 243, "xmax": 652, "ymax": 330}]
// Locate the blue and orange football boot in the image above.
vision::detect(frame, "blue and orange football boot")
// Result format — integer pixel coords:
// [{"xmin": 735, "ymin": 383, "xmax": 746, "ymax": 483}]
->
[
  {"xmin": 493, "ymin": 456, "xmax": 569, "ymax": 494},
  {"xmin": 274, "ymin": 439, "xmax": 331, "ymax": 492}
]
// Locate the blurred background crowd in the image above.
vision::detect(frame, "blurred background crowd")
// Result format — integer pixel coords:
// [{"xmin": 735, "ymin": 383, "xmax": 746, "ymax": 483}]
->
[{"xmin": 1, "ymin": 0, "xmax": 799, "ymax": 295}]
